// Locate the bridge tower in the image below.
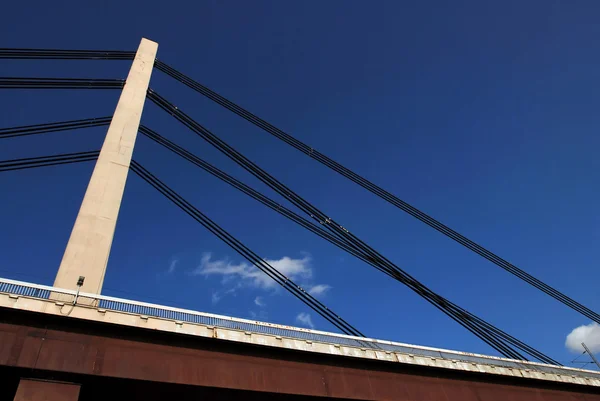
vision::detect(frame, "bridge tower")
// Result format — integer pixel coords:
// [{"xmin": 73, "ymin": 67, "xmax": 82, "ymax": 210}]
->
[{"xmin": 53, "ymin": 38, "xmax": 158, "ymax": 294}]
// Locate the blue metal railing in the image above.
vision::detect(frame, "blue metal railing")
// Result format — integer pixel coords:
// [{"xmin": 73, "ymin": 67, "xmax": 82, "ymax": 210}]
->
[{"xmin": 0, "ymin": 281, "xmax": 51, "ymax": 299}]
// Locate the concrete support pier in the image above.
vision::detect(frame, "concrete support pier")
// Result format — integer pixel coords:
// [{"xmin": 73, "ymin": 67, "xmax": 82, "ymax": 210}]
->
[{"xmin": 54, "ymin": 38, "xmax": 158, "ymax": 294}]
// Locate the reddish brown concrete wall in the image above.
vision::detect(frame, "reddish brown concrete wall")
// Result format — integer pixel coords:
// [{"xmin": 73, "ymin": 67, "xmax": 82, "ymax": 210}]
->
[
  {"xmin": 0, "ymin": 319, "xmax": 599, "ymax": 401},
  {"xmin": 13, "ymin": 379, "xmax": 80, "ymax": 401}
]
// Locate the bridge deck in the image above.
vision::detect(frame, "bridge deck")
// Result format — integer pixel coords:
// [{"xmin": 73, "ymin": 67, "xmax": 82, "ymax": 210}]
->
[{"xmin": 1, "ymin": 276, "xmax": 599, "ymax": 390}]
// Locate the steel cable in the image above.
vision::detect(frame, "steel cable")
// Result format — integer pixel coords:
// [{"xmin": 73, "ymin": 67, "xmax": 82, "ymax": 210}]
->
[
  {"xmin": 0, "ymin": 48, "xmax": 134, "ymax": 60},
  {"xmin": 138, "ymin": 125, "xmax": 535, "ymax": 361},
  {"xmin": 154, "ymin": 60, "xmax": 600, "ymax": 325},
  {"xmin": 146, "ymin": 90, "xmax": 559, "ymax": 364},
  {"xmin": 0, "ymin": 117, "xmax": 112, "ymax": 139},
  {"xmin": 129, "ymin": 160, "xmax": 363, "ymax": 337},
  {"xmin": 0, "ymin": 77, "xmax": 124, "ymax": 89},
  {"xmin": 0, "ymin": 106, "xmax": 555, "ymax": 360},
  {"xmin": 0, "ymin": 151, "xmax": 99, "ymax": 172}
]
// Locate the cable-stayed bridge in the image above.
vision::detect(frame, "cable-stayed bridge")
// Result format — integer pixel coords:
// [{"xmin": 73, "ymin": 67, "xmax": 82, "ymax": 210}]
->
[{"xmin": 1, "ymin": 38, "xmax": 599, "ymax": 400}]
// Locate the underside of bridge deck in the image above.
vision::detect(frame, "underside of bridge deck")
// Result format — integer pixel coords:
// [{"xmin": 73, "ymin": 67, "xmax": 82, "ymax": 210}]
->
[
  {"xmin": 1, "ymin": 366, "xmax": 356, "ymax": 401},
  {"xmin": 1, "ymin": 307, "xmax": 598, "ymax": 401}
]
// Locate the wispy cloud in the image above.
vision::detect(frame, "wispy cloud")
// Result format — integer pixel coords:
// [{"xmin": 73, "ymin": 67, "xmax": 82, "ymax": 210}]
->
[
  {"xmin": 194, "ymin": 253, "xmax": 332, "ymax": 310},
  {"xmin": 211, "ymin": 286, "xmax": 239, "ymax": 305},
  {"xmin": 296, "ymin": 312, "xmax": 314, "ymax": 329},
  {"xmin": 566, "ymin": 322, "xmax": 600, "ymax": 353},
  {"xmin": 167, "ymin": 259, "xmax": 178, "ymax": 274},
  {"xmin": 308, "ymin": 284, "xmax": 331, "ymax": 297},
  {"xmin": 193, "ymin": 253, "xmax": 315, "ymax": 290}
]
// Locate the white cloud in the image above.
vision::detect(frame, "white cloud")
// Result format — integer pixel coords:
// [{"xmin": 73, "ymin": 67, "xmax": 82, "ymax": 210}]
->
[
  {"xmin": 296, "ymin": 312, "xmax": 314, "ymax": 329},
  {"xmin": 308, "ymin": 284, "xmax": 331, "ymax": 297},
  {"xmin": 254, "ymin": 296, "xmax": 265, "ymax": 307},
  {"xmin": 566, "ymin": 322, "xmax": 600, "ymax": 353},
  {"xmin": 194, "ymin": 253, "xmax": 332, "ymax": 313},
  {"xmin": 193, "ymin": 253, "xmax": 313, "ymax": 290},
  {"xmin": 167, "ymin": 259, "xmax": 178, "ymax": 274}
]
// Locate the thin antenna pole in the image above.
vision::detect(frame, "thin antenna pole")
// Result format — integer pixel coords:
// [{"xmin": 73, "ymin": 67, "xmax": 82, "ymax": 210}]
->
[{"xmin": 582, "ymin": 342, "xmax": 600, "ymax": 369}]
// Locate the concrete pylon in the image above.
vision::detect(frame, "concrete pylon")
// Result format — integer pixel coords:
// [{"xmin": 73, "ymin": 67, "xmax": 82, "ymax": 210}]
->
[{"xmin": 54, "ymin": 38, "xmax": 158, "ymax": 294}]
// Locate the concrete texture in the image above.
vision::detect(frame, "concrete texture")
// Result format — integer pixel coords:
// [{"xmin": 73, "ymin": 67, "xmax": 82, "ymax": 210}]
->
[{"xmin": 54, "ymin": 38, "xmax": 158, "ymax": 294}]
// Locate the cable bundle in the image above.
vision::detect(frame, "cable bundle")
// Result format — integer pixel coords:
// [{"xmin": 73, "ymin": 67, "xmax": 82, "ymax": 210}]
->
[
  {"xmin": 0, "ymin": 117, "xmax": 111, "ymax": 139},
  {"xmin": 0, "ymin": 48, "xmax": 134, "ymax": 60},
  {"xmin": 0, "ymin": 50, "xmax": 366, "ymax": 340},
  {"xmin": 139, "ymin": 126, "xmax": 363, "ymax": 254},
  {"xmin": 147, "ymin": 90, "xmax": 559, "ymax": 364},
  {"xmin": 155, "ymin": 60, "xmax": 600, "ymax": 326},
  {"xmin": 0, "ymin": 151, "xmax": 99, "ymax": 172},
  {"xmin": 0, "ymin": 48, "xmax": 574, "ymax": 363},
  {"xmin": 0, "ymin": 77, "xmax": 124, "ymax": 89},
  {"xmin": 1, "ymin": 52, "xmax": 595, "ymax": 329},
  {"xmin": 0, "ymin": 119, "xmax": 363, "ymax": 337},
  {"xmin": 130, "ymin": 160, "xmax": 363, "ymax": 337}
]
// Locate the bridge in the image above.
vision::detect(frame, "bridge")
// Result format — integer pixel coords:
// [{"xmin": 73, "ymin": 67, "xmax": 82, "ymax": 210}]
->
[{"xmin": 1, "ymin": 38, "xmax": 599, "ymax": 400}]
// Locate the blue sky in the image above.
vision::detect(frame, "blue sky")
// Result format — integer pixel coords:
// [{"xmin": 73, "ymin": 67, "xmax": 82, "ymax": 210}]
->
[{"xmin": 1, "ymin": 1, "xmax": 599, "ymax": 367}]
